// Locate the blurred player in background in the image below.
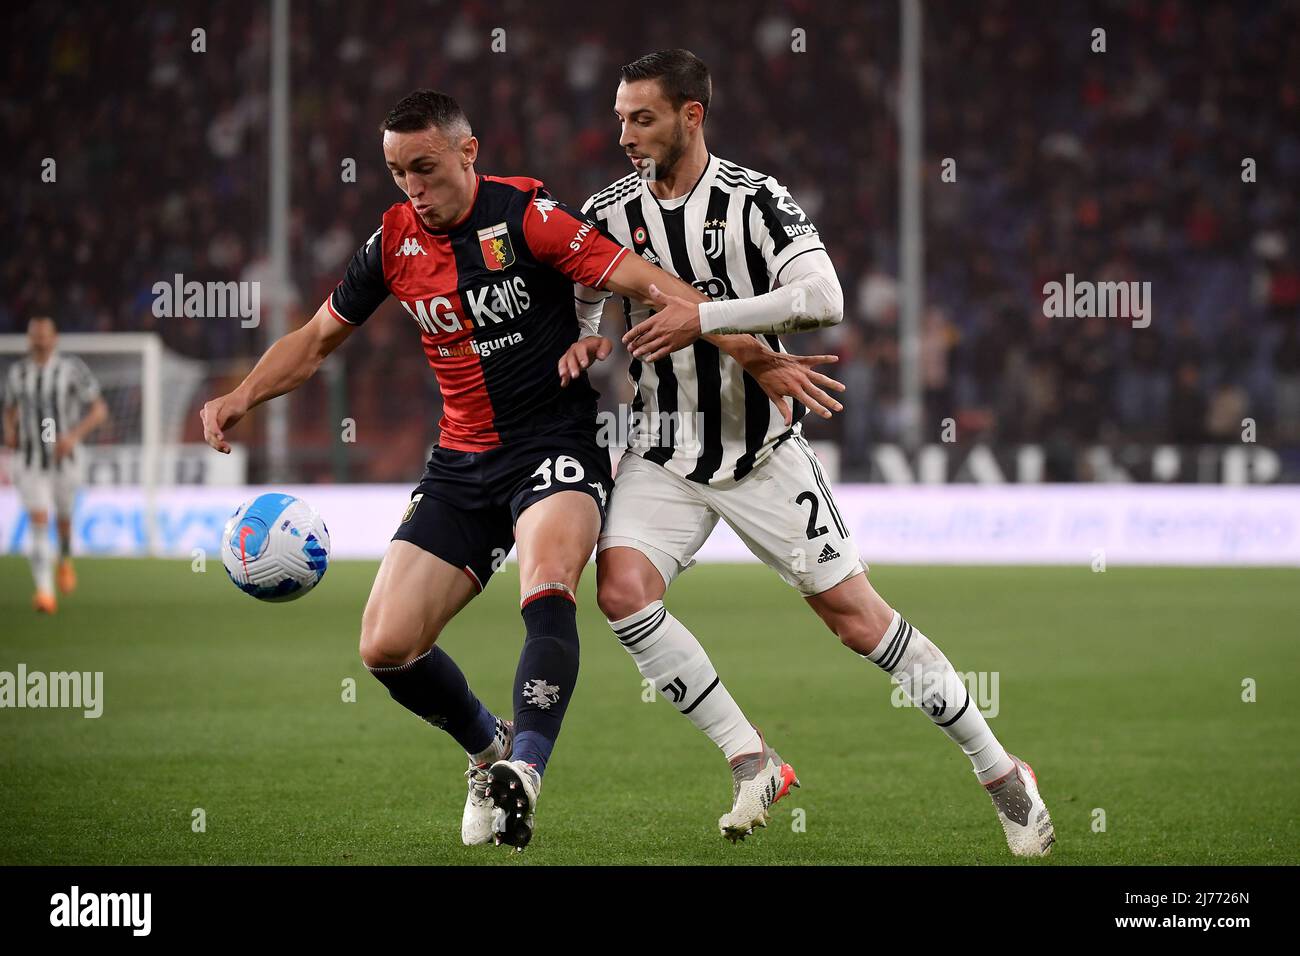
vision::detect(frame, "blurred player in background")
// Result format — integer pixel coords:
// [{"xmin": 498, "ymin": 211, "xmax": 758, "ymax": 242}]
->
[
  {"xmin": 200, "ymin": 89, "xmax": 828, "ymax": 850},
  {"xmin": 3, "ymin": 316, "xmax": 107, "ymax": 613},
  {"xmin": 565, "ymin": 50, "xmax": 1054, "ymax": 855}
]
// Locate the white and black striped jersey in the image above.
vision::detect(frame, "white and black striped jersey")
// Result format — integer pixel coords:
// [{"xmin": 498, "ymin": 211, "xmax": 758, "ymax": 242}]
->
[
  {"xmin": 579, "ymin": 154, "xmax": 827, "ymax": 486},
  {"xmin": 2, "ymin": 352, "xmax": 101, "ymax": 472}
]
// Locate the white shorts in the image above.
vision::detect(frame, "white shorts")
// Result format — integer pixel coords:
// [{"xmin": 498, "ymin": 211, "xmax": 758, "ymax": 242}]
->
[
  {"xmin": 12, "ymin": 459, "xmax": 80, "ymax": 518},
  {"xmin": 598, "ymin": 433, "xmax": 866, "ymax": 596}
]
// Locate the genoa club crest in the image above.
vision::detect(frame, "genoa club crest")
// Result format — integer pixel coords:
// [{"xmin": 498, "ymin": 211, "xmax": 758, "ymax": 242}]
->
[{"xmin": 477, "ymin": 222, "xmax": 515, "ymax": 272}]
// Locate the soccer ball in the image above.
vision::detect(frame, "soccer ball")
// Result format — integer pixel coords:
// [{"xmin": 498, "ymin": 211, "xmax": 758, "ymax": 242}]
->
[{"xmin": 221, "ymin": 493, "xmax": 330, "ymax": 602}]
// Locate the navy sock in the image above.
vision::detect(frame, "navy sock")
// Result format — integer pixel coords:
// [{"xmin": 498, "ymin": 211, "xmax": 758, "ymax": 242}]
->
[
  {"xmin": 368, "ymin": 646, "xmax": 497, "ymax": 754},
  {"xmin": 512, "ymin": 587, "xmax": 580, "ymax": 776}
]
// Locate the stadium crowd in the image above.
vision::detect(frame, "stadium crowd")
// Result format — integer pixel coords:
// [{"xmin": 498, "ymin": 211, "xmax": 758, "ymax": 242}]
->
[{"xmin": 3, "ymin": 0, "xmax": 1297, "ymax": 480}]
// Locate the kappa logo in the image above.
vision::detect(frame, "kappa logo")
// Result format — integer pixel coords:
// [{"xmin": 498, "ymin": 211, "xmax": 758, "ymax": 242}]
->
[
  {"xmin": 532, "ymin": 197, "xmax": 559, "ymax": 222},
  {"xmin": 398, "ymin": 237, "xmax": 428, "ymax": 256},
  {"xmin": 523, "ymin": 678, "xmax": 561, "ymax": 710},
  {"xmin": 587, "ymin": 480, "xmax": 608, "ymax": 509},
  {"xmin": 816, "ymin": 542, "xmax": 840, "ymax": 564}
]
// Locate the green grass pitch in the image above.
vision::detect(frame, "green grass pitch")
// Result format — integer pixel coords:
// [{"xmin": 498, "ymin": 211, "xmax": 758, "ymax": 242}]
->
[{"xmin": 1, "ymin": 556, "xmax": 1296, "ymax": 865}]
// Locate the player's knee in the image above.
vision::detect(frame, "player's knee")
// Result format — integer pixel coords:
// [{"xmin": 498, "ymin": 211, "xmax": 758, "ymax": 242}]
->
[
  {"xmin": 526, "ymin": 560, "xmax": 581, "ymax": 594},
  {"xmin": 596, "ymin": 572, "xmax": 654, "ymax": 622},
  {"xmin": 834, "ymin": 616, "xmax": 878, "ymax": 654},
  {"xmin": 358, "ymin": 609, "xmax": 434, "ymax": 670},
  {"xmin": 29, "ymin": 510, "xmax": 49, "ymax": 527},
  {"xmin": 822, "ymin": 606, "xmax": 891, "ymax": 655}
]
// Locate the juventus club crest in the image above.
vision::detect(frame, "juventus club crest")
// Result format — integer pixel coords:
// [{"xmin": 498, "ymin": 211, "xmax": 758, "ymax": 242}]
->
[
  {"xmin": 703, "ymin": 219, "xmax": 727, "ymax": 258},
  {"xmin": 477, "ymin": 222, "xmax": 516, "ymax": 271}
]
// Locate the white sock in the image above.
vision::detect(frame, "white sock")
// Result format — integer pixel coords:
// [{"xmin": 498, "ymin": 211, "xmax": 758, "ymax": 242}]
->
[
  {"xmin": 865, "ymin": 610, "xmax": 1014, "ymax": 785},
  {"xmin": 30, "ymin": 524, "xmax": 54, "ymax": 594},
  {"xmin": 609, "ymin": 601, "xmax": 761, "ymax": 759}
]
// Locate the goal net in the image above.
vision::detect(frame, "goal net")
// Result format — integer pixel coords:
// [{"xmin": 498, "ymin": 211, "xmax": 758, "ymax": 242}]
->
[{"xmin": 0, "ymin": 332, "xmax": 212, "ymax": 554}]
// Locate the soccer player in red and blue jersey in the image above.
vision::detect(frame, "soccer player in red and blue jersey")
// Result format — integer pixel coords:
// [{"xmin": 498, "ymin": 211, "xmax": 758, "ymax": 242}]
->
[{"xmin": 200, "ymin": 90, "xmax": 827, "ymax": 850}]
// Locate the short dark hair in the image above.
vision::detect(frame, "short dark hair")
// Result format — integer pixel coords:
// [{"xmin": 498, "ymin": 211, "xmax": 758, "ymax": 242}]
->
[
  {"xmin": 620, "ymin": 49, "xmax": 711, "ymax": 119},
  {"xmin": 381, "ymin": 89, "xmax": 472, "ymax": 138}
]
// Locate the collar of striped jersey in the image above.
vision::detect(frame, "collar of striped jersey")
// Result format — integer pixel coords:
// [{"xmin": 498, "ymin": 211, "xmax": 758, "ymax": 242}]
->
[
  {"xmin": 27, "ymin": 349, "xmax": 59, "ymax": 370},
  {"xmin": 645, "ymin": 152, "xmax": 716, "ymax": 213}
]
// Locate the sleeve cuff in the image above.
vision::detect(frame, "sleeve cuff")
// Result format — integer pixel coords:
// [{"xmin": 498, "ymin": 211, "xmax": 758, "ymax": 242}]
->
[
  {"xmin": 326, "ymin": 295, "xmax": 358, "ymax": 326},
  {"xmin": 593, "ymin": 246, "xmax": 629, "ymax": 289},
  {"xmin": 698, "ymin": 299, "xmax": 731, "ymax": 335}
]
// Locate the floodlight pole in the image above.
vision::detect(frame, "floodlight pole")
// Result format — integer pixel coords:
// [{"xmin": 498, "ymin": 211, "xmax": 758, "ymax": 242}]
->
[
  {"xmin": 266, "ymin": 0, "xmax": 291, "ymax": 482},
  {"xmin": 899, "ymin": 0, "xmax": 925, "ymax": 449}
]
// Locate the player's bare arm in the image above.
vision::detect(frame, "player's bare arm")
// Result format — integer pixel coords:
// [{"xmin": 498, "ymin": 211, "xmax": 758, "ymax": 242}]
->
[
  {"xmin": 560, "ymin": 326, "xmax": 844, "ymax": 424},
  {"xmin": 623, "ymin": 248, "xmax": 845, "ymax": 358},
  {"xmin": 2, "ymin": 401, "xmax": 16, "ymax": 450},
  {"xmin": 200, "ymin": 303, "xmax": 355, "ymax": 454},
  {"xmin": 565, "ymin": 252, "xmax": 845, "ymax": 420},
  {"xmin": 53, "ymin": 395, "xmax": 108, "ymax": 462}
]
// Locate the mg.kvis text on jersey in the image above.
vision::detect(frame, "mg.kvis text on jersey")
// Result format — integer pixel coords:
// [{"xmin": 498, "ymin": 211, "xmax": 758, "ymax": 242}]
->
[{"xmin": 398, "ymin": 275, "xmax": 533, "ymax": 336}]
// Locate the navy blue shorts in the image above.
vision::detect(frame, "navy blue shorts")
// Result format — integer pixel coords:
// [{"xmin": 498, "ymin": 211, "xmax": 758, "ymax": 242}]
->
[{"xmin": 391, "ymin": 426, "xmax": 613, "ymax": 593}]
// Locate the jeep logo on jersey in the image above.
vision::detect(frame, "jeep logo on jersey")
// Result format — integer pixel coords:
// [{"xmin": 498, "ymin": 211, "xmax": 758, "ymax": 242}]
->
[
  {"xmin": 397, "ymin": 237, "xmax": 427, "ymax": 256},
  {"xmin": 477, "ymin": 222, "xmax": 515, "ymax": 271},
  {"xmin": 691, "ymin": 276, "xmax": 731, "ymax": 301},
  {"xmin": 399, "ymin": 275, "xmax": 533, "ymax": 335}
]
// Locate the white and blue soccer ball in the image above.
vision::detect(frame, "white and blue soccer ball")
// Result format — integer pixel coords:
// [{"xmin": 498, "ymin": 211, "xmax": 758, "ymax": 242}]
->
[{"xmin": 220, "ymin": 493, "xmax": 330, "ymax": 602}]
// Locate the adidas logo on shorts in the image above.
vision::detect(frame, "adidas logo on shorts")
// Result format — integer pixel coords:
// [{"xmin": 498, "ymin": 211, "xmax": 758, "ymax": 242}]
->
[{"xmin": 816, "ymin": 543, "xmax": 841, "ymax": 564}]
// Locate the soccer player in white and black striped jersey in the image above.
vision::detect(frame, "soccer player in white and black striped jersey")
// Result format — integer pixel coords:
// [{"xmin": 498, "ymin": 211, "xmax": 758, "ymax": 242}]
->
[
  {"xmin": 2, "ymin": 317, "xmax": 107, "ymax": 613},
  {"xmin": 562, "ymin": 50, "xmax": 1054, "ymax": 855}
]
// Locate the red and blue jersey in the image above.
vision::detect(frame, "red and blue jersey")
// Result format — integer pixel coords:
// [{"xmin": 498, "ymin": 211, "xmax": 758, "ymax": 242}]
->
[{"xmin": 328, "ymin": 175, "xmax": 629, "ymax": 451}]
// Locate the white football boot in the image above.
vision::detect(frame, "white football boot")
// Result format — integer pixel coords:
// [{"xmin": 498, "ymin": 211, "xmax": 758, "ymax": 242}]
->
[
  {"xmin": 461, "ymin": 718, "xmax": 513, "ymax": 846},
  {"xmin": 718, "ymin": 731, "xmax": 800, "ymax": 843},
  {"xmin": 487, "ymin": 759, "xmax": 542, "ymax": 851},
  {"xmin": 984, "ymin": 754, "xmax": 1055, "ymax": 857}
]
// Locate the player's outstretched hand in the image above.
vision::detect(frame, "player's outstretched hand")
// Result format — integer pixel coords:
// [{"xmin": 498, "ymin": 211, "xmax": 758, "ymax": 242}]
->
[
  {"xmin": 200, "ymin": 392, "xmax": 248, "ymax": 455},
  {"xmin": 740, "ymin": 350, "xmax": 845, "ymax": 425},
  {"xmin": 622, "ymin": 284, "xmax": 702, "ymax": 362},
  {"xmin": 558, "ymin": 336, "xmax": 614, "ymax": 387}
]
